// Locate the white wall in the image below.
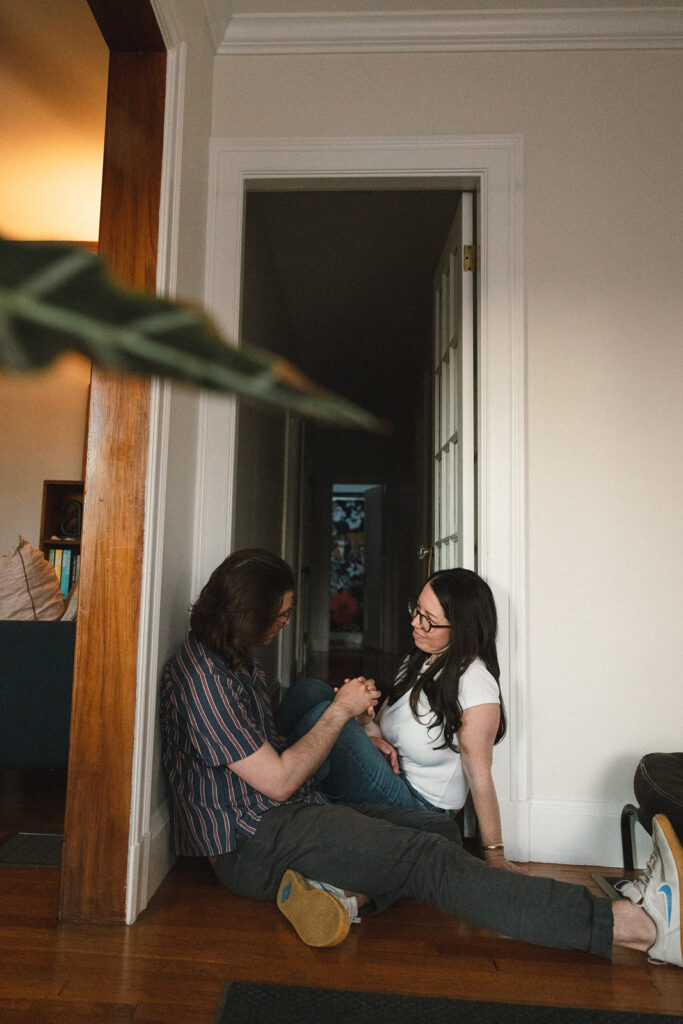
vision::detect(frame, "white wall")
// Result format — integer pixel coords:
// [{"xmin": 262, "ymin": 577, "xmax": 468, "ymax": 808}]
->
[{"xmin": 209, "ymin": 45, "xmax": 683, "ymax": 864}]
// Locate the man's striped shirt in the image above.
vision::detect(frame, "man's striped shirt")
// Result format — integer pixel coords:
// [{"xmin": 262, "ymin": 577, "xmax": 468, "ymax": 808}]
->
[{"xmin": 160, "ymin": 631, "xmax": 325, "ymax": 855}]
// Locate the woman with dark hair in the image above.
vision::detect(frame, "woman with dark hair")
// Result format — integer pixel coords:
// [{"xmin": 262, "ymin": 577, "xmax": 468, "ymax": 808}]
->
[{"xmin": 277, "ymin": 568, "xmax": 521, "ymax": 872}]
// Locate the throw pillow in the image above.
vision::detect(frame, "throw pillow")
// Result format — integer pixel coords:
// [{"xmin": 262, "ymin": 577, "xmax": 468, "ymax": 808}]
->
[{"xmin": 0, "ymin": 535, "xmax": 66, "ymax": 620}]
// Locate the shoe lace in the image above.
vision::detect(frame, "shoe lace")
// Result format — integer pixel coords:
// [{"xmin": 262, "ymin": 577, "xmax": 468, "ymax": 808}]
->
[{"xmin": 616, "ymin": 848, "xmax": 658, "ymax": 902}]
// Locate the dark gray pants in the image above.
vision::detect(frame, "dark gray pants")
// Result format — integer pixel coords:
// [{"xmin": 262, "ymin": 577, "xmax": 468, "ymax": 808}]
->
[{"xmin": 212, "ymin": 801, "xmax": 614, "ymax": 959}]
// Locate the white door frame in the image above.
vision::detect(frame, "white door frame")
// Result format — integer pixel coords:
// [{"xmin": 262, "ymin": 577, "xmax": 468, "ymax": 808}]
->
[{"xmin": 199, "ymin": 134, "xmax": 529, "ymax": 857}]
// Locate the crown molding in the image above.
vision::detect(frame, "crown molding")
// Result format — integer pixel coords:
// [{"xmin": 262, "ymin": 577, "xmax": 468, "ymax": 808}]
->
[
  {"xmin": 203, "ymin": 0, "xmax": 234, "ymax": 50},
  {"xmin": 217, "ymin": 7, "xmax": 683, "ymax": 54}
]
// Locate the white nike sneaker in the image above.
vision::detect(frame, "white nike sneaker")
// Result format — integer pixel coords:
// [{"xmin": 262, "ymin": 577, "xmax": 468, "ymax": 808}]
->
[
  {"xmin": 639, "ymin": 815, "xmax": 683, "ymax": 967},
  {"xmin": 615, "ymin": 864, "xmax": 651, "ymax": 904},
  {"xmin": 306, "ymin": 877, "xmax": 362, "ymax": 923}
]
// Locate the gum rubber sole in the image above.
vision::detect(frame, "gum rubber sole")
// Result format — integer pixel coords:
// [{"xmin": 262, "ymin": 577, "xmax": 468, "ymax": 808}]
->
[
  {"xmin": 277, "ymin": 869, "xmax": 350, "ymax": 947},
  {"xmin": 653, "ymin": 814, "xmax": 683, "ymax": 965}
]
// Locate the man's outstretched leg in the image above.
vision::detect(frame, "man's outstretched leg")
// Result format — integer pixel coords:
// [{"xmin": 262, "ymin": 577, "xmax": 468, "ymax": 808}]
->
[{"xmin": 270, "ymin": 807, "xmax": 681, "ymax": 966}]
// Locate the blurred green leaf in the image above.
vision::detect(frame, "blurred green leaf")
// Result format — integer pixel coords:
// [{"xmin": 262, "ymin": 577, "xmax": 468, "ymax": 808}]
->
[{"xmin": 0, "ymin": 237, "xmax": 388, "ymax": 432}]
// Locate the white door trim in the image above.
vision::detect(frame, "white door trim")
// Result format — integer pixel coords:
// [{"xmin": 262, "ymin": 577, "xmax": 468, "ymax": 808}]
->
[
  {"xmin": 203, "ymin": 134, "xmax": 529, "ymax": 857},
  {"xmin": 128, "ymin": 24, "xmax": 186, "ymax": 922}
]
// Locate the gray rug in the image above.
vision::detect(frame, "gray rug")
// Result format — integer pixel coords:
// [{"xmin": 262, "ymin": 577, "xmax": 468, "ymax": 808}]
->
[
  {"xmin": 216, "ymin": 982, "xmax": 673, "ymax": 1024},
  {"xmin": 0, "ymin": 831, "xmax": 63, "ymax": 865}
]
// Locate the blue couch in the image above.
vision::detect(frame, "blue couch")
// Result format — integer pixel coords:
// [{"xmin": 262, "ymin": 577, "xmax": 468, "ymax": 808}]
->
[{"xmin": 0, "ymin": 620, "xmax": 75, "ymax": 768}]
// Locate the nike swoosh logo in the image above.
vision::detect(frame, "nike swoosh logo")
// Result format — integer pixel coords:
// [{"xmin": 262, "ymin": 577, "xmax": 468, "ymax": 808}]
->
[
  {"xmin": 658, "ymin": 883, "xmax": 673, "ymax": 925},
  {"xmin": 280, "ymin": 881, "xmax": 292, "ymax": 903}
]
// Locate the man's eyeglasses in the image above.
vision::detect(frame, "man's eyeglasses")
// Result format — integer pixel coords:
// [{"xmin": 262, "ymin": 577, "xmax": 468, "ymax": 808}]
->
[
  {"xmin": 273, "ymin": 606, "xmax": 294, "ymax": 625},
  {"xmin": 408, "ymin": 600, "xmax": 450, "ymax": 634}
]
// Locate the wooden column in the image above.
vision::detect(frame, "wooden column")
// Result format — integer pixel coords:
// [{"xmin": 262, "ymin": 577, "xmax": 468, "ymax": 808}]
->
[{"xmin": 60, "ymin": 11, "xmax": 166, "ymax": 922}]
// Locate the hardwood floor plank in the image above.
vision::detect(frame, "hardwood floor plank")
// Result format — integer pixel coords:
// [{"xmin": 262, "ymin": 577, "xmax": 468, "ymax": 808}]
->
[{"xmin": 1, "ymin": 857, "xmax": 682, "ymax": 1021}]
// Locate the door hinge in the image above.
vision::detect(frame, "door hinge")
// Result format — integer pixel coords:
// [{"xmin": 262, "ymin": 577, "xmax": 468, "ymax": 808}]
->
[{"xmin": 463, "ymin": 245, "xmax": 478, "ymax": 272}]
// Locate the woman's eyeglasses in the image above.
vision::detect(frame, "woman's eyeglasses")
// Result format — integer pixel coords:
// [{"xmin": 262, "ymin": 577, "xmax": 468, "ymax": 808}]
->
[{"xmin": 408, "ymin": 600, "xmax": 450, "ymax": 634}]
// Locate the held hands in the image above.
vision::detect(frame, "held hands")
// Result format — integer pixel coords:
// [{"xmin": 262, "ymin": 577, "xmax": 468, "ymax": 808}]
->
[
  {"xmin": 332, "ymin": 676, "xmax": 381, "ymax": 719},
  {"xmin": 342, "ymin": 676, "xmax": 378, "ymax": 720}
]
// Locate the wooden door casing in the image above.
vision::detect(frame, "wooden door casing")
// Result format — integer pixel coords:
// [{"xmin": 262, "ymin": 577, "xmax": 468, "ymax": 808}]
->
[{"xmin": 59, "ymin": 6, "xmax": 166, "ymax": 923}]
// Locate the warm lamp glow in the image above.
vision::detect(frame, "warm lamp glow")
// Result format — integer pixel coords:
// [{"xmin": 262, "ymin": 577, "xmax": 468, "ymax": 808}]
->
[
  {"xmin": 0, "ymin": 1, "xmax": 107, "ymax": 243},
  {"xmin": 0, "ymin": 141, "xmax": 103, "ymax": 242}
]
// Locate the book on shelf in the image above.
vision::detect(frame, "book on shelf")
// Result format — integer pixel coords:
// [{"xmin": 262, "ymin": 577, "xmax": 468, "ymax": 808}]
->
[
  {"xmin": 60, "ymin": 549, "xmax": 72, "ymax": 598},
  {"xmin": 47, "ymin": 545, "xmax": 80, "ymax": 595},
  {"xmin": 53, "ymin": 547, "xmax": 63, "ymax": 584}
]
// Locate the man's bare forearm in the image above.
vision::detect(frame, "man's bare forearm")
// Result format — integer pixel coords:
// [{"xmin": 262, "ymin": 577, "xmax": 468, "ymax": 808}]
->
[
  {"xmin": 275, "ymin": 701, "xmax": 353, "ymax": 798},
  {"xmin": 229, "ymin": 676, "xmax": 380, "ymax": 801}
]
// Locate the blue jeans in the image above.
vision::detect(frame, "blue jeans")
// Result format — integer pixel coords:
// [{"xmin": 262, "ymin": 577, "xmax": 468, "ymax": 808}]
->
[{"xmin": 275, "ymin": 677, "xmax": 446, "ymax": 813}]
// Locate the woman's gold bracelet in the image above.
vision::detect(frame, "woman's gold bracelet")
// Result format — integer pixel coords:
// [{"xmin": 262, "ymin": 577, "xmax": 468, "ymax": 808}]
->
[{"xmin": 483, "ymin": 842, "xmax": 504, "ymax": 851}]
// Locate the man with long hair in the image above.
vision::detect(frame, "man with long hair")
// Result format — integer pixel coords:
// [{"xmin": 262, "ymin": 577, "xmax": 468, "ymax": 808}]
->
[{"xmin": 160, "ymin": 549, "xmax": 682, "ymax": 966}]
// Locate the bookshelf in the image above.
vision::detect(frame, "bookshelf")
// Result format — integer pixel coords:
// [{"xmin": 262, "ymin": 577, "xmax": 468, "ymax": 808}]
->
[{"xmin": 40, "ymin": 480, "xmax": 84, "ymax": 598}]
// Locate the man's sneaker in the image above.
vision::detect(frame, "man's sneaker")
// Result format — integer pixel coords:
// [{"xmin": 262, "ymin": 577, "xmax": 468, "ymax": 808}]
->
[
  {"xmin": 615, "ymin": 866, "xmax": 651, "ymax": 904},
  {"xmin": 277, "ymin": 869, "xmax": 358, "ymax": 947},
  {"xmin": 637, "ymin": 815, "xmax": 683, "ymax": 967}
]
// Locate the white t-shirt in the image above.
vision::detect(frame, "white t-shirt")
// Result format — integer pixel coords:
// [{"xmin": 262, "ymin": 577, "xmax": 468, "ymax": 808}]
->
[{"xmin": 379, "ymin": 658, "xmax": 500, "ymax": 811}]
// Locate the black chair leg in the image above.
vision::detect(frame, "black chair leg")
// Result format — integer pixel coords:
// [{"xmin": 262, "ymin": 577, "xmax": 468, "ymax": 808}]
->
[{"xmin": 621, "ymin": 803, "xmax": 639, "ymax": 871}]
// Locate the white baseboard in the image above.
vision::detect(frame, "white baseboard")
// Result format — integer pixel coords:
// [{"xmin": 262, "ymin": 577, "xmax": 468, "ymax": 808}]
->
[
  {"xmin": 525, "ymin": 799, "xmax": 649, "ymax": 870},
  {"xmin": 126, "ymin": 806, "xmax": 175, "ymax": 923},
  {"xmin": 497, "ymin": 799, "xmax": 530, "ymax": 864}
]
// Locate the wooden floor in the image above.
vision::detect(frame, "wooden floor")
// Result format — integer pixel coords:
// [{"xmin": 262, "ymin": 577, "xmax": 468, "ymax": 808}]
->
[
  {"xmin": 1, "ymin": 769, "xmax": 683, "ymax": 1022},
  {"xmin": 10, "ymin": 734, "xmax": 683, "ymax": 1024},
  {"xmin": 2, "ymin": 857, "xmax": 683, "ymax": 1023}
]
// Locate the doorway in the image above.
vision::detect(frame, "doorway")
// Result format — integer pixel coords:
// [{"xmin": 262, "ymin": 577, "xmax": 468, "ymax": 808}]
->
[
  {"xmin": 234, "ymin": 188, "xmax": 463, "ymax": 691},
  {"xmin": 203, "ymin": 135, "xmax": 527, "ymax": 854}
]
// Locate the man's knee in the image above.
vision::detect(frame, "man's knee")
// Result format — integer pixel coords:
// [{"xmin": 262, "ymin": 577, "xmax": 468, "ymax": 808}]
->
[
  {"xmin": 351, "ymin": 803, "xmax": 463, "ymax": 845},
  {"xmin": 634, "ymin": 752, "xmax": 683, "ymax": 834}
]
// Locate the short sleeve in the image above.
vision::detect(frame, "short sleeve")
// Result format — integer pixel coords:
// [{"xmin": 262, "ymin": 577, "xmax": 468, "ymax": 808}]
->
[
  {"xmin": 168, "ymin": 652, "xmax": 269, "ymax": 767},
  {"xmin": 458, "ymin": 659, "xmax": 500, "ymax": 711}
]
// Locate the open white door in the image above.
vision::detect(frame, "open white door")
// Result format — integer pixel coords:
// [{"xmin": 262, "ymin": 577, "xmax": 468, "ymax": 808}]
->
[{"xmin": 432, "ymin": 192, "xmax": 476, "ymax": 571}]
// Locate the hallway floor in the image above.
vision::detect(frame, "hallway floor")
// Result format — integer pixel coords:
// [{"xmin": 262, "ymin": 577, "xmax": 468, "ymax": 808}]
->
[{"xmin": 1, "ymin": 855, "xmax": 681, "ymax": 1022}]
